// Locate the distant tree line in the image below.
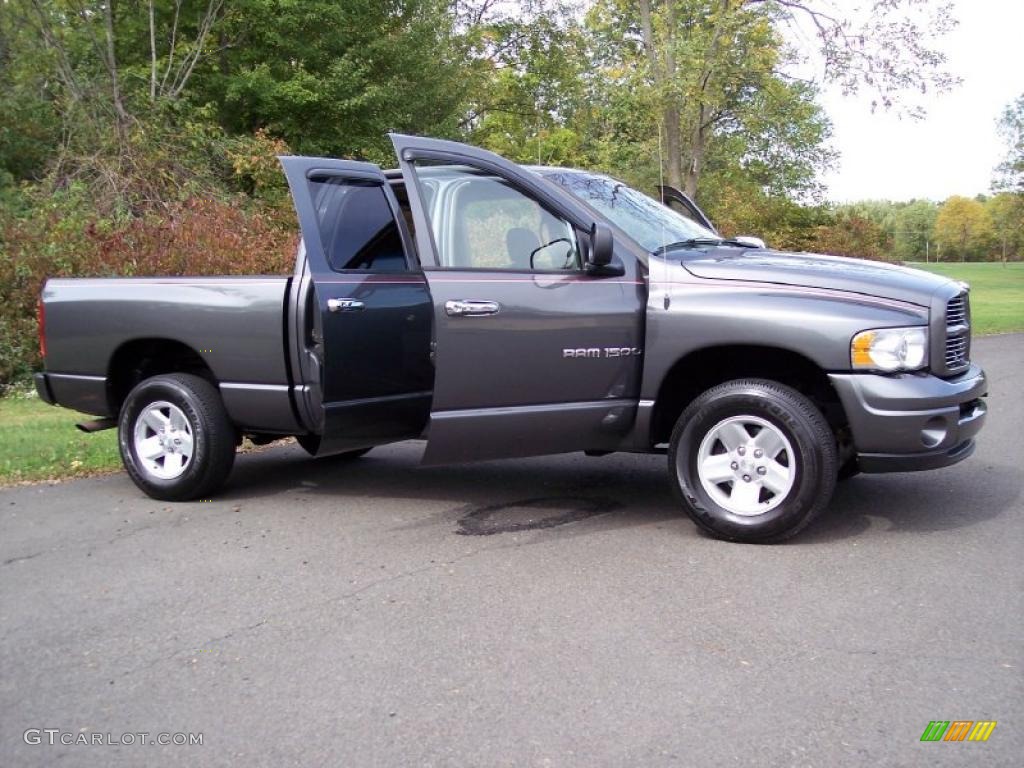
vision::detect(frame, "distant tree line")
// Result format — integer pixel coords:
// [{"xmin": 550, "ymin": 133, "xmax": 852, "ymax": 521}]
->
[
  {"xmin": 844, "ymin": 96, "xmax": 1024, "ymax": 264},
  {"xmin": 822, "ymin": 191, "xmax": 1024, "ymax": 264}
]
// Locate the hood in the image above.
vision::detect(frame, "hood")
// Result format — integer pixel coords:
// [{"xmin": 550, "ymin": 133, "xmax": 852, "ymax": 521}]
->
[{"xmin": 679, "ymin": 248, "xmax": 955, "ymax": 307}]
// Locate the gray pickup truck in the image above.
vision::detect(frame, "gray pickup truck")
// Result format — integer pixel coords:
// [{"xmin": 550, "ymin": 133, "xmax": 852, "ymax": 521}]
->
[{"xmin": 35, "ymin": 134, "xmax": 988, "ymax": 542}]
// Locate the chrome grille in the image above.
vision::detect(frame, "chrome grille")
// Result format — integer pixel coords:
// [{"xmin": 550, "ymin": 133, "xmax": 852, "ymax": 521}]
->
[
  {"xmin": 942, "ymin": 292, "xmax": 970, "ymax": 374},
  {"xmin": 944, "ymin": 334, "xmax": 968, "ymax": 368},
  {"xmin": 946, "ymin": 294, "xmax": 967, "ymax": 326}
]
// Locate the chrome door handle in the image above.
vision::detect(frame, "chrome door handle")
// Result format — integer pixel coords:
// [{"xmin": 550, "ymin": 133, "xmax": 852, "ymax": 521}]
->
[
  {"xmin": 327, "ymin": 298, "xmax": 365, "ymax": 313},
  {"xmin": 445, "ymin": 300, "xmax": 501, "ymax": 317}
]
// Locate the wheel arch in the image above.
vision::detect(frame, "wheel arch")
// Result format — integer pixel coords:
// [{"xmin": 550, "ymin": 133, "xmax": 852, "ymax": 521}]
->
[
  {"xmin": 107, "ymin": 338, "xmax": 216, "ymax": 416},
  {"xmin": 650, "ymin": 344, "xmax": 850, "ymax": 446}
]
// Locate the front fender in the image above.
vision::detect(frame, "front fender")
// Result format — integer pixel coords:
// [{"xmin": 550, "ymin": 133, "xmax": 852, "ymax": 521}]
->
[{"xmin": 640, "ymin": 278, "xmax": 929, "ymax": 399}]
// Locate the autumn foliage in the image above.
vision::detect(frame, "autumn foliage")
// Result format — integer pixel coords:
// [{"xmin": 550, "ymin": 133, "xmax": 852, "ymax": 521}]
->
[{"xmin": 0, "ymin": 194, "xmax": 296, "ymax": 383}]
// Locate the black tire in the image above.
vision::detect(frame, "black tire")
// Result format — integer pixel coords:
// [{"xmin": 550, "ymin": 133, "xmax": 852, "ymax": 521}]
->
[
  {"xmin": 668, "ymin": 378, "xmax": 837, "ymax": 543},
  {"xmin": 295, "ymin": 433, "xmax": 372, "ymax": 461},
  {"xmin": 118, "ymin": 373, "xmax": 236, "ymax": 501}
]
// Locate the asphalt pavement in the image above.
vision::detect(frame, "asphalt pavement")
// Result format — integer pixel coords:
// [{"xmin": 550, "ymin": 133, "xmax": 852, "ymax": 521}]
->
[{"xmin": 1, "ymin": 334, "xmax": 1021, "ymax": 767}]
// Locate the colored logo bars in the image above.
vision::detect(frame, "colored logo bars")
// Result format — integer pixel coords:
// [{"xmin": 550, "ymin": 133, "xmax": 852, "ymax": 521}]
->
[{"xmin": 920, "ymin": 721, "xmax": 997, "ymax": 742}]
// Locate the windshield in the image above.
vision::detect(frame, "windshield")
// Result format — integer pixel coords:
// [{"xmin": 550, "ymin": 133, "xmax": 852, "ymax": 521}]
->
[{"xmin": 541, "ymin": 170, "xmax": 719, "ymax": 252}]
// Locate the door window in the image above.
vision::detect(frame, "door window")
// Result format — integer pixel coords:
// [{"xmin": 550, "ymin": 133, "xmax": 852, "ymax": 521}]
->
[
  {"xmin": 308, "ymin": 177, "xmax": 409, "ymax": 272},
  {"xmin": 412, "ymin": 162, "xmax": 580, "ymax": 271}
]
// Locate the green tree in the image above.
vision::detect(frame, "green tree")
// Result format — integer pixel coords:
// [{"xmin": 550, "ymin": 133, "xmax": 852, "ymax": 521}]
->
[
  {"xmin": 804, "ymin": 199, "xmax": 941, "ymax": 262},
  {"xmin": 0, "ymin": 0, "xmax": 243, "ymax": 209},
  {"xmin": 934, "ymin": 196, "xmax": 992, "ymax": 262},
  {"xmin": 893, "ymin": 200, "xmax": 940, "ymax": 262},
  {"xmin": 192, "ymin": 0, "xmax": 470, "ymax": 163},
  {"xmin": 836, "ymin": 200, "xmax": 897, "ymax": 245},
  {"xmin": 578, "ymin": 0, "xmax": 839, "ymax": 247},
  {"xmin": 590, "ymin": 0, "xmax": 957, "ymax": 197},
  {"xmin": 0, "ymin": 0, "xmax": 479, "ymax": 208},
  {"xmin": 986, "ymin": 192, "xmax": 1024, "ymax": 262},
  {"xmin": 0, "ymin": 4, "xmax": 61, "ymax": 187},
  {"xmin": 993, "ymin": 94, "xmax": 1024, "ymax": 193},
  {"xmin": 462, "ymin": 2, "xmax": 594, "ymax": 167}
]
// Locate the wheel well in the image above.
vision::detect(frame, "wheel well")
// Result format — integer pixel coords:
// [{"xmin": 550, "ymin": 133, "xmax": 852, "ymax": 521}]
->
[
  {"xmin": 107, "ymin": 339, "xmax": 216, "ymax": 415},
  {"xmin": 651, "ymin": 345, "xmax": 849, "ymax": 445}
]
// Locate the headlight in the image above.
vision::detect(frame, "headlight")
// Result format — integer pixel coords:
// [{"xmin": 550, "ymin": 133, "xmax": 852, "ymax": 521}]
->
[{"xmin": 851, "ymin": 327, "xmax": 928, "ymax": 372}]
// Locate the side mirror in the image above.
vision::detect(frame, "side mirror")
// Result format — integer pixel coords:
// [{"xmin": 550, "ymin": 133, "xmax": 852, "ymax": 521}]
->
[
  {"xmin": 587, "ymin": 222, "xmax": 614, "ymax": 268},
  {"xmin": 733, "ymin": 235, "xmax": 766, "ymax": 249}
]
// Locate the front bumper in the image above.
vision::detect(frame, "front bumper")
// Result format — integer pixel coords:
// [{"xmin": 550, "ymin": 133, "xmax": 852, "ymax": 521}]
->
[{"xmin": 828, "ymin": 363, "xmax": 987, "ymax": 473}]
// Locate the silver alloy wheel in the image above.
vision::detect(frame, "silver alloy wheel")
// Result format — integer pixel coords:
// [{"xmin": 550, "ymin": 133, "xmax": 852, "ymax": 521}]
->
[
  {"xmin": 693, "ymin": 415, "xmax": 796, "ymax": 516},
  {"xmin": 132, "ymin": 400, "xmax": 194, "ymax": 480}
]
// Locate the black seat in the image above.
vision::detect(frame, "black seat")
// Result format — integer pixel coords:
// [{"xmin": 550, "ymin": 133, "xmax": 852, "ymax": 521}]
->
[{"xmin": 506, "ymin": 227, "xmax": 541, "ymax": 270}]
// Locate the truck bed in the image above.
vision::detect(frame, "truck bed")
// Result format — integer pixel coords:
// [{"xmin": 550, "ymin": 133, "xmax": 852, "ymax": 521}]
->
[{"xmin": 40, "ymin": 276, "xmax": 298, "ymax": 432}]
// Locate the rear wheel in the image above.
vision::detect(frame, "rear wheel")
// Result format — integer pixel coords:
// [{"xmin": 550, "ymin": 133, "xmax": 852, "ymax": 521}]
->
[
  {"xmin": 118, "ymin": 373, "xmax": 236, "ymax": 501},
  {"xmin": 668, "ymin": 379, "xmax": 837, "ymax": 543}
]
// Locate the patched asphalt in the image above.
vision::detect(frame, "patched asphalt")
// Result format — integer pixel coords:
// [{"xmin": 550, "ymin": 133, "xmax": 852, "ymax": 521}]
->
[{"xmin": 1, "ymin": 334, "xmax": 1021, "ymax": 767}]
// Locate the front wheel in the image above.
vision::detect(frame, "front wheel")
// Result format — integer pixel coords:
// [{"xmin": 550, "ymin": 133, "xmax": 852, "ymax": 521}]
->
[
  {"xmin": 668, "ymin": 379, "xmax": 837, "ymax": 543},
  {"xmin": 118, "ymin": 373, "xmax": 236, "ymax": 501}
]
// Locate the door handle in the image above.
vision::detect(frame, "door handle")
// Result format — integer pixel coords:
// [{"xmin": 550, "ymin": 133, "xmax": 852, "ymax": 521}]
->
[
  {"xmin": 445, "ymin": 300, "xmax": 501, "ymax": 317},
  {"xmin": 327, "ymin": 298, "xmax": 365, "ymax": 313}
]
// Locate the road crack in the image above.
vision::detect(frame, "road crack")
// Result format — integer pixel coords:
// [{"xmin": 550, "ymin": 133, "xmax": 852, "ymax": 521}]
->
[{"xmin": 2, "ymin": 550, "xmax": 43, "ymax": 566}]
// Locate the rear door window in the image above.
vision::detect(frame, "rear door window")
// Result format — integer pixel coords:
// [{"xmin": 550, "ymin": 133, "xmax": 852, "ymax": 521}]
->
[{"xmin": 308, "ymin": 178, "xmax": 409, "ymax": 272}]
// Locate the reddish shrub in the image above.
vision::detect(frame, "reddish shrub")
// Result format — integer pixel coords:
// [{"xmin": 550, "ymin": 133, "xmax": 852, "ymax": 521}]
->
[
  {"xmin": 0, "ymin": 195, "xmax": 298, "ymax": 384},
  {"xmin": 806, "ymin": 216, "xmax": 889, "ymax": 261}
]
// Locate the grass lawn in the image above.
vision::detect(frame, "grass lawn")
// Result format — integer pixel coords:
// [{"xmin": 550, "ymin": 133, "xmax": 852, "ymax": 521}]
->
[
  {"xmin": 0, "ymin": 392, "xmax": 121, "ymax": 484},
  {"xmin": 906, "ymin": 262, "xmax": 1024, "ymax": 335}
]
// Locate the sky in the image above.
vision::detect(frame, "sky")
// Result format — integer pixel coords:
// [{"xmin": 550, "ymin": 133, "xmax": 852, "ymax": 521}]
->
[{"xmin": 813, "ymin": 0, "xmax": 1024, "ymax": 203}]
